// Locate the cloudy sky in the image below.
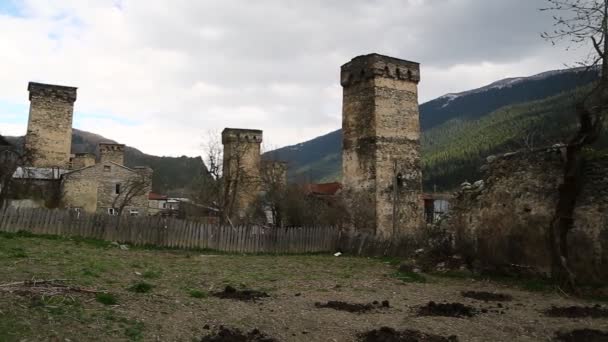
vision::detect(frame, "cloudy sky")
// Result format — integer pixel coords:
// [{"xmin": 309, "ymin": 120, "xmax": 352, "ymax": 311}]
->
[{"xmin": 0, "ymin": 0, "xmax": 589, "ymax": 157}]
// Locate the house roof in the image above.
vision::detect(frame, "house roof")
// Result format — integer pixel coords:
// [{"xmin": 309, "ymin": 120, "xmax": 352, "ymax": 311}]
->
[
  {"xmin": 149, "ymin": 192, "xmax": 168, "ymax": 200},
  {"xmin": 303, "ymin": 182, "xmax": 343, "ymax": 196},
  {"xmin": 62, "ymin": 161, "xmax": 140, "ymax": 176},
  {"xmin": 13, "ymin": 167, "xmax": 68, "ymax": 180}
]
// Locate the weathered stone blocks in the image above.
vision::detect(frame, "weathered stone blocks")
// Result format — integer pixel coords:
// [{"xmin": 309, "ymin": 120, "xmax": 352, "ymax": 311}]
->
[
  {"xmin": 25, "ymin": 82, "xmax": 77, "ymax": 168},
  {"xmin": 341, "ymin": 53, "xmax": 423, "ymax": 239}
]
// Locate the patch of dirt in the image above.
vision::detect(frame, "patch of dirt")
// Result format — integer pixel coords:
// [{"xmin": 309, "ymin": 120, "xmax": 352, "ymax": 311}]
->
[
  {"xmin": 461, "ymin": 291, "xmax": 512, "ymax": 302},
  {"xmin": 544, "ymin": 305, "xmax": 608, "ymax": 318},
  {"xmin": 417, "ymin": 301, "xmax": 477, "ymax": 318},
  {"xmin": 553, "ymin": 329, "xmax": 608, "ymax": 342},
  {"xmin": 358, "ymin": 327, "xmax": 458, "ymax": 342},
  {"xmin": 200, "ymin": 327, "xmax": 278, "ymax": 342},
  {"xmin": 212, "ymin": 286, "xmax": 269, "ymax": 301},
  {"xmin": 315, "ymin": 300, "xmax": 390, "ymax": 313}
]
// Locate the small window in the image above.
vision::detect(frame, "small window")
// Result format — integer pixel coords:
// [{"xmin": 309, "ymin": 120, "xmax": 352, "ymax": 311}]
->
[
  {"xmin": 108, "ymin": 208, "xmax": 116, "ymax": 216},
  {"xmin": 162, "ymin": 203, "xmax": 167, "ymax": 209},
  {"xmin": 129, "ymin": 209, "xmax": 139, "ymax": 216},
  {"xmin": 396, "ymin": 173, "xmax": 404, "ymax": 188},
  {"xmin": 115, "ymin": 183, "xmax": 121, "ymax": 194},
  {"xmin": 104, "ymin": 165, "xmax": 111, "ymax": 172}
]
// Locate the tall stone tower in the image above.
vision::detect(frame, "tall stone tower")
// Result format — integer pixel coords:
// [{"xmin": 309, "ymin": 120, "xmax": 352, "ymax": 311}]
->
[
  {"xmin": 25, "ymin": 82, "xmax": 77, "ymax": 168},
  {"xmin": 221, "ymin": 128, "xmax": 263, "ymax": 220},
  {"xmin": 99, "ymin": 142, "xmax": 126, "ymax": 165},
  {"xmin": 341, "ymin": 53, "xmax": 423, "ymax": 239}
]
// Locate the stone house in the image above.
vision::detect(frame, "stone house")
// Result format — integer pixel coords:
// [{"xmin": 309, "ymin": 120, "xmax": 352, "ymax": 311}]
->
[{"xmin": 61, "ymin": 143, "xmax": 152, "ymax": 215}]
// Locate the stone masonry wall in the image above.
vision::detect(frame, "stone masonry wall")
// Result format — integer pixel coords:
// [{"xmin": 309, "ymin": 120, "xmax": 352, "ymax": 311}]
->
[
  {"xmin": 341, "ymin": 53, "xmax": 423, "ymax": 239},
  {"xmin": 447, "ymin": 148, "xmax": 608, "ymax": 282},
  {"xmin": 99, "ymin": 143, "xmax": 125, "ymax": 165},
  {"xmin": 25, "ymin": 82, "xmax": 77, "ymax": 168},
  {"xmin": 70, "ymin": 153, "xmax": 96, "ymax": 170},
  {"xmin": 62, "ymin": 163, "xmax": 151, "ymax": 215},
  {"xmin": 222, "ymin": 128, "xmax": 262, "ymax": 220}
]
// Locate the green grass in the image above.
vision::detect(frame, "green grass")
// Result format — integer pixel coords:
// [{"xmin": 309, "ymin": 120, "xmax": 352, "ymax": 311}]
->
[
  {"xmin": 390, "ymin": 270, "xmax": 427, "ymax": 283},
  {"xmin": 2, "ymin": 232, "xmax": 602, "ymax": 341},
  {"xmin": 96, "ymin": 293, "xmax": 118, "ymax": 305},
  {"xmin": 142, "ymin": 270, "xmax": 161, "ymax": 279},
  {"xmin": 188, "ymin": 289, "xmax": 208, "ymax": 298},
  {"xmin": 8, "ymin": 247, "xmax": 28, "ymax": 258},
  {"xmin": 127, "ymin": 282, "xmax": 153, "ymax": 293},
  {"xmin": 124, "ymin": 321, "xmax": 145, "ymax": 341}
]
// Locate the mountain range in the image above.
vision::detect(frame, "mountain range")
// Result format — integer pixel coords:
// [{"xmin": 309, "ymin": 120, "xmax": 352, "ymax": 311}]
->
[
  {"xmin": 267, "ymin": 67, "xmax": 602, "ymax": 190},
  {"xmin": 4, "ymin": 66, "xmax": 602, "ymax": 194}
]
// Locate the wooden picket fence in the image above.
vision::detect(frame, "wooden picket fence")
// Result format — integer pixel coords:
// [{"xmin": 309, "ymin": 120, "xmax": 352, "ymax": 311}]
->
[{"xmin": 0, "ymin": 207, "xmax": 340, "ymax": 254}]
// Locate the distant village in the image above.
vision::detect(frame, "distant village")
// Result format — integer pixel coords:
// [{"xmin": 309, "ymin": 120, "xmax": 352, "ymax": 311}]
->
[
  {"xmin": 0, "ymin": 54, "xmax": 452, "ymax": 234},
  {"xmin": 1, "ymin": 50, "xmax": 607, "ymax": 289}
]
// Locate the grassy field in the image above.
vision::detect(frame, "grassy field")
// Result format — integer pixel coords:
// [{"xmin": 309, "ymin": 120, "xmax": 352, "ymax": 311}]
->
[{"xmin": 1, "ymin": 232, "xmax": 607, "ymax": 341}]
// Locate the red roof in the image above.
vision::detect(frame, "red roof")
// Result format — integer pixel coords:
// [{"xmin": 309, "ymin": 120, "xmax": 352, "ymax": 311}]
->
[
  {"xmin": 303, "ymin": 182, "xmax": 343, "ymax": 196},
  {"xmin": 148, "ymin": 192, "xmax": 168, "ymax": 200}
]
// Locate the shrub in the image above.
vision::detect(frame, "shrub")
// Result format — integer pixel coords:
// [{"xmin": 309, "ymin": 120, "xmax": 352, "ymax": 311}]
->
[
  {"xmin": 189, "ymin": 289, "xmax": 208, "ymax": 298},
  {"xmin": 127, "ymin": 282, "xmax": 153, "ymax": 293},
  {"xmin": 96, "ymin": 293, "xmax": 118, "ymax": 305}
]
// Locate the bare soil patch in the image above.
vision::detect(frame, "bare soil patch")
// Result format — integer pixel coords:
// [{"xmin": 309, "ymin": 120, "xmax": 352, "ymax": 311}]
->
[
  {"xmin": 417, "ymin": 301, "xmax": 477, "ymax": 318},
  {"xmin": 212, "ymin": 286, "xmax": 269, "ymax": 301},
  {"xmin": 544, "ymin": 305, "xmax": 608, "ymax": 318},
  {"xmin": 553, "ymin": 329, "xmax": 608, "ymax": 342},
  {"xmin": 200, "ymin": 327, "xmax": 278, "ymax": 342},
  {"xmin": 358, "ymin": 327, "xmax": 459, "ymax": 342},
  {"xmin": 461, "ymin": 291, "xmax": 512, "ymax": 302},
  {"xmin": 315, "ymin": 300, "xmax": 389, "ymax": 313}
]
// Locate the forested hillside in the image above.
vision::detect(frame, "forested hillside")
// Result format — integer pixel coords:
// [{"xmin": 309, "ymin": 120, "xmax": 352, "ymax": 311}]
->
[{"xmin": 267, "ymin": 67, "xmax": 602, "ymax": 190}]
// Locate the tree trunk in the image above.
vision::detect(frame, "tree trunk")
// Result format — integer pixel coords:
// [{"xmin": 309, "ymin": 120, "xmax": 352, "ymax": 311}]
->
[{"xmin": 548, "ymin": 144, "xmax": 581, "ymax": 291}]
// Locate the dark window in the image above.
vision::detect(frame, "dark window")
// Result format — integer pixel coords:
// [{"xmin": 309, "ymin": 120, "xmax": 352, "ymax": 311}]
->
[
  {"xmin": 115, "ymin": 183, "xmax": 121, "ymax": 194},
  {"xmin": 396, "ymin": 173, "xmax": 404, "ymax": 188},
  {"xmin": 103, "ymin": 165, "xmax": 111, "ymax": 172}
]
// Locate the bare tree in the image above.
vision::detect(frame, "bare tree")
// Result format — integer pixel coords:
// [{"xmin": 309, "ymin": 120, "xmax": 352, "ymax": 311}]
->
[
  {"xmin": 110, "ymin": 170, "xmax": 150, "ymax": 217},
  {"xmin": 542, "ymin": 0, "xmax": 608, "ymax": 289},
  {"xmin": 195, "ymin": 132, "xmax": 259, "ymax": 225},
  {"xmin": 258, "ymin": 159, "xmax": 288, "ymax": 226},
  {"xmin": 0, "ymin": 134, "xmax": 38, "ymax": 208}
]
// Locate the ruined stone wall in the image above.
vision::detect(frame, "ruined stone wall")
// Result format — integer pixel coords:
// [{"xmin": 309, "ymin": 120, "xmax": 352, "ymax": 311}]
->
[
  {"xmin": 447, "ymin": 149, "xmax": 608, "ymax": 282},
  {"xmin": 221, "ymin": 128, "xmax": 262, "ymax": 220},
  {"xmin": 25, "ymin": 82, "xmax": 77, "ymax": 168},
  {"xmin": 341, "ymin": 53, "xmax": 423, "ymax": 239}
]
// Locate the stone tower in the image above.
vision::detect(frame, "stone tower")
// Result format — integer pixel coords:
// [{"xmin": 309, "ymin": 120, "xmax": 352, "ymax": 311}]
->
[
  {"xmin": 25, "ymin": 82, "xmax": 77, "ymax": 168},
  {"xmin": 99, "ymin": 142, "xmax": 126, "ymax": 165},
  {"xmin": 221, "ymin": 128, "xmax": 263, "ymax": 219},
  {"xmin": 341, "ymin": 53, "xmax": 423, "ymax": 239}
]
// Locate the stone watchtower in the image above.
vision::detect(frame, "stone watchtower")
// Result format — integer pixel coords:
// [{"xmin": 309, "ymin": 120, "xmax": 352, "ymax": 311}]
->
[
  {"xmin": 221, "ymin": 128, "xmax": 263, "ymax": 219},
  {"xmin": 341, "ymin": 53, "xmax": 423, "ymax": 239},
  {"xmin": 99, "ymin": 142, "xmax": 125, "ymax": 165},
  {"xmin": 25, "ymin": 82, "xmax": 77, "ymax": 168}
]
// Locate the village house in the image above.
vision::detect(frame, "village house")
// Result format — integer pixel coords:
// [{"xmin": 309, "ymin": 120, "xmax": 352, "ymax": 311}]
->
[{"xmin": 61, "ymin": 143, "xmax": 152, "ymax": 215}]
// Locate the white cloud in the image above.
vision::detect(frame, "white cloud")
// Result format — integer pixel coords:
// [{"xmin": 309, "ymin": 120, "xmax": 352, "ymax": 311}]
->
[{"xmin": 0, "ymin": 0, "xmax": 590, "ymax": 157}]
